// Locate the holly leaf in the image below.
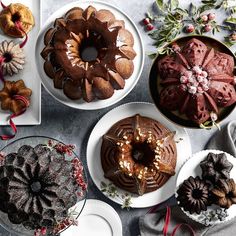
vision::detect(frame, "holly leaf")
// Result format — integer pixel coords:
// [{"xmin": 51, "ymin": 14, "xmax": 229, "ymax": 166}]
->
[
  {"xmin": 225, "ymin": 17, "xmax": 236, "ymax": 25},
  {"xmin": 201, "ymin": 0, "xmax": 217, "ymax": 4},
  {"xmin": 170, "ymin": 0, "xmax": 179, "ymax": 10},
  {"xmin": 189, "ymin": 3, "xmax": 197, "ymax": 16},
  {"xmin": 175, "ymin": 7, "xmax": 188, "ymax": 16},
  {"xmin": 198, "ymin": 4, "xmax": 215, "ymax": 14},
  {"xmin": 148, "ymin": 53, "xmax": 157, "ymax": 59},
  {"xmin": 156, "ymin": 0, "xmax": 164, "ymax": 11}
]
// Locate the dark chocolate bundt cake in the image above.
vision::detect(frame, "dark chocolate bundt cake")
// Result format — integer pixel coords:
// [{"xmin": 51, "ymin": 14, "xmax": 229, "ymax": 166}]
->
[
  {"xmin": 211, "ymin": 178, "xmax": 236, "ymax": 209},
  {"xmin": 41, "ymin": 5, "xmax": 136, "ymax": 102},
  {"xmin": 158, "ymin": 38, "xmax": 236, "ymax": 125},
  {"xmin": 177, "ymin": 176, "xmax": 210, "ymax": 214},
  {"xmin": 101, "ymin": 114, "xmax": 177, "ymax": 196},
  {"xmin": 0, "ymin": 144, "xmax": 78, "ymax": 232},
  {"xmin": 200, "ymin": 152, "xmax": 233, "ymax": 183}
]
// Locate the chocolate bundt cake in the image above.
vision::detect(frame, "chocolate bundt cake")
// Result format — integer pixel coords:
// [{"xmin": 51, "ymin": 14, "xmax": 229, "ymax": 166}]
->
[
  {"xmin": 0, "ymin": 144, "xmax": 78, "ymax": 232},
  {"xmin": 211, "ymin": 178, "xmax": 236, "ymax": 209},
  {"xmin": 158, "ymin": 38, "xmax": 236, "ymax": 125},
  {"xmin": 41, "ymin": 5, "xmax": 136, "ymax": 102},
  {"xmin": 200, "ymin": 152, "xmax": 233, "ymax": 183},
  {"xmin": 177, "ymin": 176, "xmax": 210, "ymax": 214},
  {"xmin": 0, "ymin": 3, "xmax": 35, "ymax": 38},
  {"xmin": 101, "ymin": 114, "xmax": 177, "ymax": 196}
]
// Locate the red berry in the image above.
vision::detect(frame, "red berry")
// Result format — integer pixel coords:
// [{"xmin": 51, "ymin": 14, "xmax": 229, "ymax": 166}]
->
[
  {"xmin": 204, "ymin": 24, "xmax": 212, "ymax": 32},
  {"xmin": 201, "ymin": 15, "xmax": 208, "ymax": 22},
  {"xmin": 146, "ymin": 23, "xmax": 154, "ymax": 31},
  {"xmin": 41, "ymin": 227, "xmax": 47, "ymax": 235},
  {"xmin": 185, "ymin": 24, "xmax": 194, "ymax": 33},
  {"xmin": 143, "ymin": 18, "xmax": 150, "ymax": 25},
  {"xmin": 208, "ymin": 13, "xmax": 215, "ymax": 21}
]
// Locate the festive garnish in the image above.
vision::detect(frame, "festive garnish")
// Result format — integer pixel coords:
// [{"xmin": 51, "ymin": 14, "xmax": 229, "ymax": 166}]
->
[
  {"xmin": 200, "ymin": 208, "xmax": 228, "ymax": 225},
  {"xmin": 145, "ymin": 0, "xmax": 236, "ymax": 57},
  {"xmin": 72, "ymin": 158, "xmax": 87, "ymax": 194},
  {"xmin": 200, "ymin": 112, "xmax": 221, "ymax": 130},
  {"xmin": 101, "ymin": 181, "xmax": 133, "ymax": 210},
  {"xmin": 47, "ymin": 139, "xmax": 75, "ymax": 156}
]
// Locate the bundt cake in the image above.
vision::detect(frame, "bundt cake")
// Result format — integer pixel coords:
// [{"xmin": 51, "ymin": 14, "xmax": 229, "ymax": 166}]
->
[
  {"xmin": 200, "ymin": 152, "xmax": 233, "ymax": 183},
  {"xmin": 0, "ymin": 144, "xmax": 78, "ymax": 233},
  {"xmin": 41, "ymin": 5, "xmax": 136, "ymax": 102},
  {"xmin": 211, "ymin": 178, "xmax": 236, "ymax": 209},
  {"xmin": 177, "ymin": 176, "xmax": 210, "ymax": 214},
  {"xmin": 158, "ymin": 38, "xmax": 236, "ymax": 125},
  {"xmin": 101, "ymin": 114, "xmax": 177, "ymax": 196},
  {"xmin": 0, "ymin": 80, "xmax": 32, "ymax": 114},
  {"xmin": 0, "ymin": 40, "xmax": 25, "ymax": 76},
  {"xmin": 0, "ymin": 3, "xmax": 35, "ymax": 38}
]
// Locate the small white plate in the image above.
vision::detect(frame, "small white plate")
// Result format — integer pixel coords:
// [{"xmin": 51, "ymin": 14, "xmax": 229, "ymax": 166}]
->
[
  {"xmin": 0, "ymin": 0, "xmax": 41, "ymax": 125},
  {"xmin": 60, "ymin": 199, "xmax": 122, "ymax": 236},
  {"xmin": 176, "ymin": 150, "xmax": 236, "ymax": 225},
  {"xmin": 86, "ymin": 102, "xmax": 192, "ymax": 208},
  {"xmin": 35, "ymin": 0, "xmax": 144, "ymax": 110}
]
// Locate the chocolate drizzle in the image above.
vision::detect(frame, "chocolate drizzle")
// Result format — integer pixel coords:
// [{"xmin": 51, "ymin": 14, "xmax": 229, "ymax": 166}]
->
[
  {"xmin": 101, "ymin": 114, "xmax": 177, "ymax": 196},
  {"xmin": 41, "ymin": 5, "xmax": 136, "ymax": 102}
]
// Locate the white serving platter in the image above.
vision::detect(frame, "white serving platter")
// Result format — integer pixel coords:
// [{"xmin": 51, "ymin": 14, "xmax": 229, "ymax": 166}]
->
[
  {"xmin": 87, "ymin": 102, "xmax": 192, "ymax": 208},
  {"xmin": 35, "ymin": 0, "xmax": 144, "ymax": 110},
  {"xmin": 0, "ymin": 0, "xmax": 41, "ymax": 125}
]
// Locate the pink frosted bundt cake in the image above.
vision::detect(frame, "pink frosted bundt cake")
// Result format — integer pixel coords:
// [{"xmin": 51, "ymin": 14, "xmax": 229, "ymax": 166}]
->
[
  {"xmin": 158, "ymin": 38, "xmax": 236, "ymax": 125},
  {"xmin": 41, "ymin": 5, "xmax": 136, "ymax": 102}
]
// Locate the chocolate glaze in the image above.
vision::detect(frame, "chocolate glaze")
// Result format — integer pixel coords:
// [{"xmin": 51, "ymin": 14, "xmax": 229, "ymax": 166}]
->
[
  {"xmin": 101, "ymin": 114, "xmax": 177, "ymax": 196},
  {"xmin": 41, "ymin": 5, "xmax": 136, "ymax": 102}
]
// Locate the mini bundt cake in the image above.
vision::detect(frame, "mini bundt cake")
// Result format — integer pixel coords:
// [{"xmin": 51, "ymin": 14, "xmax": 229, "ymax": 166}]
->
[
  {"xmin": 177, "ymin": 176, "xmax": 210, "ymax": 214},
  {"xmin": 211, "ymin": 178, "xmax": 236, "ymax": 209},
  {"xmin": 200, "ymin": 152, "xmax": 233, "ymax": 183},
  {"xmin": 101, "ymin": 114, "xmax": 177, "ymax": 196},
  {"xmin": 0, "ymin": 144, "xmax": 78, "ymax": 233},
  {"xmin": 158, "ymin": 38, "xmax": 236, "ymax": 125},
  {"xmin": 0, "ymin": 80, "xmax": 32, "ymax": 114},
  {"xmin": 41, "ymin": 5, "xmax": 136, "ymax": 102},
  {"xmin": 0, "ymin": 40, "xmax": 25, "ymax": 76},
  {"xmin": 0, "ymin": 3, "xmax": 35, "ymax": 38}
]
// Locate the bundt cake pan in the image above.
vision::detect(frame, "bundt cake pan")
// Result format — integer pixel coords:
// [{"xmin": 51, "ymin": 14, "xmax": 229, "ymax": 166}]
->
[
  {"xmin": 149, "ymin": 35, "xmax": 236, "ymax": 129},
  {"xmin": 35, "ymin": 0, "xmax": 144, "ymax": 110},
  {"xmin": 175, "ymin": 150, "xmax": 236, "ymax": 225},
  {"xmin": 0, "ymin": 136, "xmax": 87, "ymax": 236}
]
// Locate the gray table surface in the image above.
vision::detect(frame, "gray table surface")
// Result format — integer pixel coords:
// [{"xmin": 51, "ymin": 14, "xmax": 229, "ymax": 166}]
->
[{"xmin": 0, "ymin": 0, "xmax": 236, "ymax": 235}]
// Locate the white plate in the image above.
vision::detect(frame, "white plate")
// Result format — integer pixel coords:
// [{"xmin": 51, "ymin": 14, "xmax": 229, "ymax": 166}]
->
[
  {"xmin": 176, "ymin": 150, "xmax": 236, "ymax": 225},
  {"xmin": 35, "ymin": 0, "xmax": 144, "ymax": 110},
  {"xmin": 0, "ymin": 0, "xmax": 41, "ymax": 125},
  {"xmin": 86, "ymin": 102, "xmax": 192, "ymax": 208},
  {"xmin": 60, "ymin": 199, "xmax": 122, "ymax": 236}
]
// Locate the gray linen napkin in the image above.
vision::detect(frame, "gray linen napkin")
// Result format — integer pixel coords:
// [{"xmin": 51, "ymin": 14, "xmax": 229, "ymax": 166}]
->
[{"xmin": 139, "ymin": 121, "xmax": 236, "ymax": 236}]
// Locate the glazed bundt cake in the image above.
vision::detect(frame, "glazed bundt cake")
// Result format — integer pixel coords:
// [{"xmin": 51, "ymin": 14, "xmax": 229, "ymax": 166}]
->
[
  {"xmin": 0, "ymin": 144, "xmax": 78, "ymax": 232},
  {"xmin": 177, "ymin": 176, "xmax": 210, "ymax": 214},
  {"xmin": 101, "ymin": 114, "xmax": 177, "ymax": 196},
  {"xmin": 0, "ymin": 3, "xmax": 35, "ymax": 38},
  {"xmin": 41, "ymin": 5, "xmax": 136, "ymax": 102},
  {"xmin": 158, "ymin": 38, "xmax": 236, "ymax": 125}
]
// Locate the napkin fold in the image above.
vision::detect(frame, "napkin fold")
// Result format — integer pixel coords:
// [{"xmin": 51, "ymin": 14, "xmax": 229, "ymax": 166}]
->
[{"xmin": 139, "ymin": 121, "xmax": 236, "ymax": 236}]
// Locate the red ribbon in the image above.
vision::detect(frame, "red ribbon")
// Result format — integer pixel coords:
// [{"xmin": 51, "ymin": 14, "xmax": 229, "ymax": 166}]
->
[
  {"xmin": 162, "ymin": 206, "xmax": 195, "ymax": 236},
  {"xmin": 0, "ymin": 1, "xmax": 28, "ymax": 48}
]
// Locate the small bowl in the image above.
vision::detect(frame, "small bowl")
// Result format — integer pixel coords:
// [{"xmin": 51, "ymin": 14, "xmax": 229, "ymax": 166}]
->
[{"xmin": 149, "ymin": 35, "xmax": 236, "ymax": 129}]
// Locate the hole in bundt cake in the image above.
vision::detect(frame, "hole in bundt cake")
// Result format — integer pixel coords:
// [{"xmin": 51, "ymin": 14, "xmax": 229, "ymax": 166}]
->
[
  {"xmin": 132, "ymin": 142, "xmax": 155, "ymax": 165},
  {"xmin": 192, "ymin": 189, "xmax": 203, "ymax": 199},
  {"xmin": 30, "ymin": 181, "xmax": 42, "ymax": 193},
  {"xmin": 3, "ymin": 52, "xmax": 13, "ymax": 63},
  {"xmin": 79, "ymin": 31, "xmax": 107, "ymax": 62},
  {"xmin": 11, "ymin": 12, "xmax": 21, "ymax": 23}
]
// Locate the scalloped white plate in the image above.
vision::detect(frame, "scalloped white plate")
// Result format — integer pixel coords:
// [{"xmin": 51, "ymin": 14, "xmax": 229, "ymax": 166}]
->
[
  {"xmin": 176, "ymin": 149, "xmax": 236, "ymax": 225},
  {"xmin": 60, "ymin": 199, "xmax": 122, "ymax": 236},
  {"xmin": 35, "ymin": 0, "xmax": 144, "ymax": 110},
  {"xmin": 86, "ymin": 102, "xmax": 192, "ymax": 208}
]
